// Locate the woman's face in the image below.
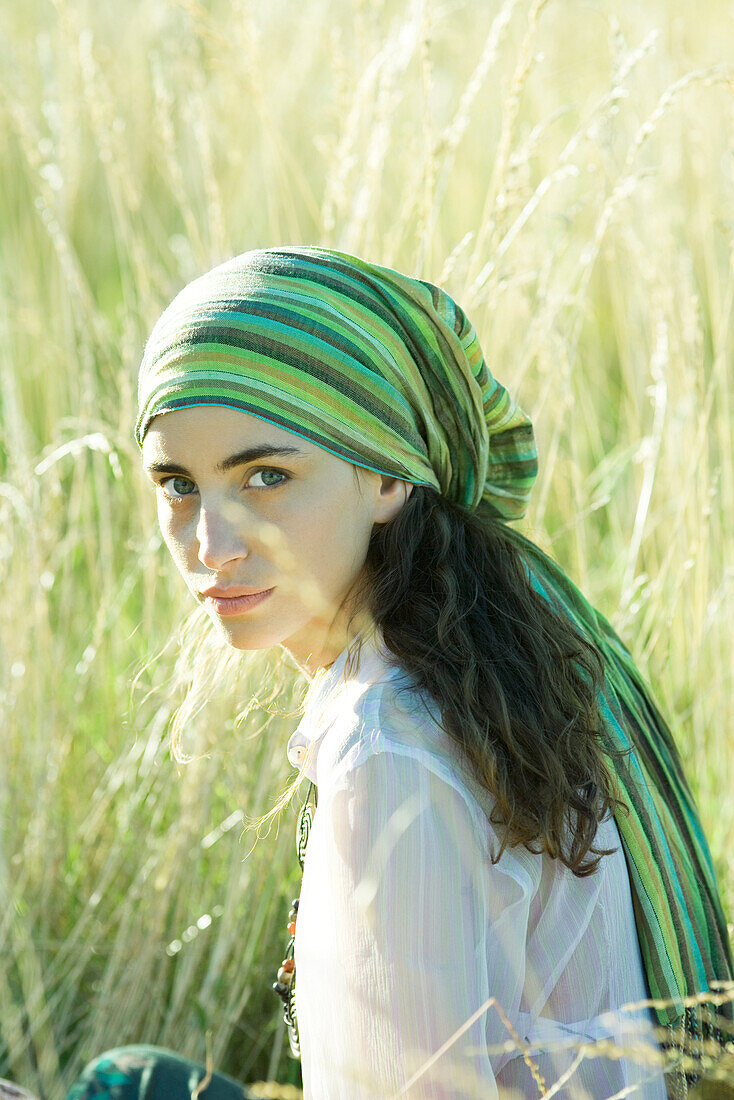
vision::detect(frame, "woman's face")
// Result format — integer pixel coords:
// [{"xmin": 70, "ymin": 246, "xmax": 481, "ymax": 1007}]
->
[{"xmin": 142, "ymin": 405, "xmax": 412, "ymax": 671}]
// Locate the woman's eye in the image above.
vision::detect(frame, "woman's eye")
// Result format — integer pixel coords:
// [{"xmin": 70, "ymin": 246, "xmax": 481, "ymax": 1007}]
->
[
  {"xmin": 247, "ymin": 468, "xmax": 288, "ymax": 489},
  {"xmin": 160, "ymin": 476, "xmax": 197, "ymax": 499}
]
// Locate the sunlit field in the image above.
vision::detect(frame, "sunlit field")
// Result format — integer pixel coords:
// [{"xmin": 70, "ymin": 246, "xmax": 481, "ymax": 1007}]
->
[{"xmin": 1, "ymin": 0, "xmax": 733, "ymax": 1095}]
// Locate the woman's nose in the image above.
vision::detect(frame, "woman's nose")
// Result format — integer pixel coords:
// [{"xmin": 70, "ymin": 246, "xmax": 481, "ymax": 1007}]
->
[{"xmin": 195, "ymin": 501, "xmax": 249, "ymax": 570}]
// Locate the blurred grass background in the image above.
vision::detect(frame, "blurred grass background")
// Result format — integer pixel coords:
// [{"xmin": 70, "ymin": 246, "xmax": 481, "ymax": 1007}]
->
[{"xmin": 0, "ymin": 0, "xmax": 732, "ymax": 1095}]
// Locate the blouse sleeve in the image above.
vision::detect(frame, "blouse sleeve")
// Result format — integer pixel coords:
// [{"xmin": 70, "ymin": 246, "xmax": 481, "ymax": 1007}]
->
[{"xmin": 294, "ymin": 746, "xmax": 536, "ymax": 1100}]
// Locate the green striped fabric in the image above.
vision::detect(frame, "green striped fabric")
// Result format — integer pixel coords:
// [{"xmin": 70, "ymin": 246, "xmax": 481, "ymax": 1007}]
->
[
  {"xmin": 509, "ymin": 526, "xmax": 734, "ymax": 1028},
  {"xmin": 136, "ymin": 247, "xmax": 538, "ymax": 518},
  {"xmin": 137, "ymin": 246, "xmax": 732, "ymax": 1038}
]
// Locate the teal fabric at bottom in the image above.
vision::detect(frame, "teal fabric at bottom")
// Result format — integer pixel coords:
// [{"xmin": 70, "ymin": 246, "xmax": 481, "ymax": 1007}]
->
[{"xmin": 65, "ymin": 1046, "xmax": 255, "ymax": 1099}]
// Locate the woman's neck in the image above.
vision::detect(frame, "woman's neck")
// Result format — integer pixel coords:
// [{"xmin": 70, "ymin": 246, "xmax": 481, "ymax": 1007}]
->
[{"xmin": 281, "ymin": 609, "xmax": 374, "ymax": 679}]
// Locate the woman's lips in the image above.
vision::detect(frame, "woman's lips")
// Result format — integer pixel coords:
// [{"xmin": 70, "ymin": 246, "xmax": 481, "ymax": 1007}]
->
[{"xmin": 203, "ymin": 588, "xmax": 275, "ymax": 616}]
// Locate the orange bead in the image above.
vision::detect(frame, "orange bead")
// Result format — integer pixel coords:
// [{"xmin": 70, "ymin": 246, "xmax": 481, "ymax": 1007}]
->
[
  {"xmin": 281, "ymin": 958, "xmax": 295, "ymax": 973},
  {"xmin": 288, "ymin": 921, "xmax": 296, "ymax": 935}
]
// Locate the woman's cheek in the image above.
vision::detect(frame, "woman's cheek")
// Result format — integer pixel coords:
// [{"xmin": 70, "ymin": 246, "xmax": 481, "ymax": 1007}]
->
[{"xmin": 158, "ymin": 508, "xmax": 193, "ymax": 568}]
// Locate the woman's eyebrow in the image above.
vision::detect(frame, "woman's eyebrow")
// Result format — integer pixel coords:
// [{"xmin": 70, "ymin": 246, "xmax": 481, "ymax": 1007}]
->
[
  {"xmin": 218, "ymin": 444, "xmax": 305, "ymax": 472},
  {"xmin": 144, "ymin": 444, "xmax": 305, "ymax": 477},
  {"xmin": 144, "ymin": 460, "xmax": 192, "ymax": 477}
]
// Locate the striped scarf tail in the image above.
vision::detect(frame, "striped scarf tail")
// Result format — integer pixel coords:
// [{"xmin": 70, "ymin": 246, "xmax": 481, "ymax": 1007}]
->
[{"xmin": 512, "ymin": 531, "xmax": 733, "ymax": 1092}]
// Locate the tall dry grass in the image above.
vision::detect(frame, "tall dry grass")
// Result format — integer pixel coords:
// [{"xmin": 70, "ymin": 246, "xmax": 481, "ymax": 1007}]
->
[{"xmin": 0, "ymin": 0, "xmax": 732, "ymax": 1095}]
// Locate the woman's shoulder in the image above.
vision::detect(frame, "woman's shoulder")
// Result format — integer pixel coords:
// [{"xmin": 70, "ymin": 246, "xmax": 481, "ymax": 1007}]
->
[
  {"xmin": 317, "ymin": 663, "xmax": 503, "ymax": 842},
  {"xmin": 323, "ymin": 673, "xmax": 571, "ymax": 913}
]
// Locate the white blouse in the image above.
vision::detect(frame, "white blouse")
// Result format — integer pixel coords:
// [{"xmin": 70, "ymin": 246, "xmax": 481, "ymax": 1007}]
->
[{"xmin": 287, "ymin": 630, "xmax": 668, "ymax": 1099}]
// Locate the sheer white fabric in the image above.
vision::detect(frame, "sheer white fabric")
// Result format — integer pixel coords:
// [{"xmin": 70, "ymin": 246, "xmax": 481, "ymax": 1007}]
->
[{"xmin": 287, "ymin": 632, "xmax": 668, "ymax": 1099}]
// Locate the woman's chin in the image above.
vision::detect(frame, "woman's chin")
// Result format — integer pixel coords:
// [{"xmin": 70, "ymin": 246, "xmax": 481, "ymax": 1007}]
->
[
  {"xmin": 208, "ymin": 616, "xmax": 280, "ymax": 652},
  {"xmin": 203, "ymin": 601, "xmax": 351, "ymax": 670},
  {"xmin": 207, "ymin": 609, "xmax": 315, "ymax": 655}
]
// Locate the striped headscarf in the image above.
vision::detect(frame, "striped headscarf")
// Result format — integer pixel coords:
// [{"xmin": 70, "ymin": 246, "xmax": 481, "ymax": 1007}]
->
[
  {"xmin": 136, "ymin": 246, "xmax": 538, "ymax": 518},
  {"xmin": 137, "ymin": 247, "xmax": 732, "ymax": 1051}
]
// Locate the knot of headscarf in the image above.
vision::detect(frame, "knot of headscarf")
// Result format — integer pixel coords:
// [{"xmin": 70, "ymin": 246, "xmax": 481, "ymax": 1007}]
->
[{"xmin": 136, "ymin": 246, "xmax": 538, "ymax": 519}]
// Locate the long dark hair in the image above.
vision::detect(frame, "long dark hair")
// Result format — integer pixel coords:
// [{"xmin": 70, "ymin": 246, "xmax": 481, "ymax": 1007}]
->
[{"xmin": 348, "ymin": 485, "xmax": 625, "ymax": 877}]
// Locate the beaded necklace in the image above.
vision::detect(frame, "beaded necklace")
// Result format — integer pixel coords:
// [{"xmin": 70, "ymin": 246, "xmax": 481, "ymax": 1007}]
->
[{"xmin": 272, "ymin": 779, "xmax": 318, "ymax": 1059}]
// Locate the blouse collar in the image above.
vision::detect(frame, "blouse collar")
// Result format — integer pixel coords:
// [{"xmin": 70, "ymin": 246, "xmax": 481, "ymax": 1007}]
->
[{"xmin": 285, "ymin": 625, "xmax": 399, "ymax": 783}]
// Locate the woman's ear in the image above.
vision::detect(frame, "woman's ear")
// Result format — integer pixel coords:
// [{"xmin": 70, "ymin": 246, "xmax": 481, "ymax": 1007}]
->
[{"xmin": 373, "ymin": 476, "xmax": 413, "ymax": 525}]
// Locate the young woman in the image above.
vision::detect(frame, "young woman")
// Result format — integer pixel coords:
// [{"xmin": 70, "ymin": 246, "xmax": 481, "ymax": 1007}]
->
[{"xmin": 62, "ymin": 247, "xmax": 732, "ymax": 1099}]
